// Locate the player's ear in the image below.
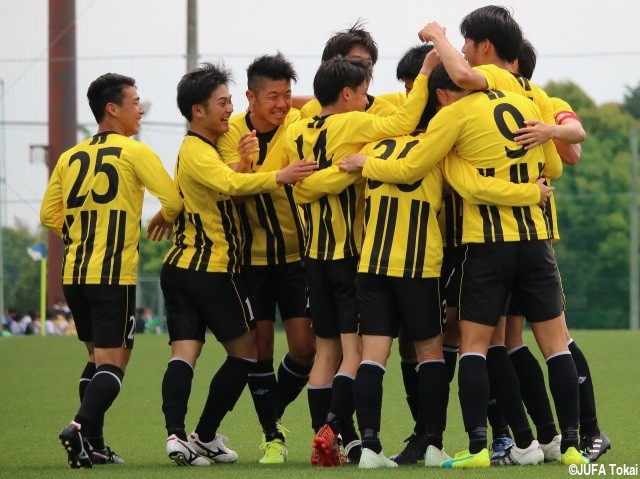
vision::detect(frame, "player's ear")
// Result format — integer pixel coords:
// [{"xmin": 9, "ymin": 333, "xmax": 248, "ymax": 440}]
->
[
  {"xmin": 192, "ymin": 103, "xmax": 205, "ymax": 119},
  {"xmin": 246, "ymin": 90, "xmax": 256, "ymax": 105},
  {"xmin": 105, "ymin": 102, "xmax": 118, "ymax": 118},
  {"xmin": 436, "ymin": 88, "xmax": 447, "ymax": 107},
  {"xmin": 341, "ymin": 87, "xmax": 352, "ymax": 102}
]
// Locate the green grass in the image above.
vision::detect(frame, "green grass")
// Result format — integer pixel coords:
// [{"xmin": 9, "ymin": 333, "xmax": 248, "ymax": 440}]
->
[{"xmin": 1, "ymin": 330, "xmax": 638, "ymax": 478}]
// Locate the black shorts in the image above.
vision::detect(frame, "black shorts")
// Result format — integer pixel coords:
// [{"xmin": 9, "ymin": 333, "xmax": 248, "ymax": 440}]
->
[
  {"xmin": 63, "ymin": 284, "xmax": 136, "ymax": 349},
  {"xmin": 459, "ymin": 240, "xmax": 563, "ymax": 327},
  {"xmin": 161, "ymin": 263, "xmax": 255, "ymax": 344},
  {"xmin": 440, "ymin": 246, "xmax": 464, "ymax": 308},
  {"xmin": 356, "ymin": 273, "xmax": 442, "ymax": 340},
  {"xmin": 305, "ymin": 256, "xmax": 359, "ymax": 339},
  {"xmin": 507, "ymin": 270, "xmax": 567, "ymax": 317},
  {"xmin": 242, "ymin": 261, "xmax": 308, "ymax": 321}
]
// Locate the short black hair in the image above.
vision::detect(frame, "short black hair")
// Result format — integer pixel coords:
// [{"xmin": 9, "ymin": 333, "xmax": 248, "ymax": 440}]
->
[
  {"xmin": 421, "ymin": 62, "xmax": 465, "ymax": 124},
  {"xmin": 396, "ymin": 44, "xmax": 433, "ymax": 82},
  {"xmin": 247, "ymin": 52, "xmax": 298, "ymax": 93},
  {"xmin": 460, "ymin": 5, "xmax": 523, "ymax": 62},
  {"xmin": 517, "ymin": 39, "xmax": 537, "ymax": 80},
  {"xmin": 177, "ymin": 61, "xmax": 233, "ymax": 122},
  {"xmin": 87, "ymin": 73, "xmax": 136, "ymax": 123},
  {"xmin": 321, "ymin": 19, "xmax": 378, "ymax": 67},
  {"xmin": 313, "ymin": 56, "xmax": 371, "ymax": 107}
]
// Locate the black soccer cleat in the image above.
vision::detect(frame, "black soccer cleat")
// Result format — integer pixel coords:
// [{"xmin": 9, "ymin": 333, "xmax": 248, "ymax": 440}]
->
[
  {"xmin": 390, "ymin": 433, "xmax": 428, "ymax": 465},
  {"xmin": 581, "ymin": 431, "xmax": 611, "ymax": 462},
  {"xmin": 59, "ymin": 423, "xmax": 93, "ymax": 469},
  {"xmin": 91, "ymin": 446, "xmax": 125, "ymax": 464},
  {"xmin": 345, "ymin": 440, "xmax": 362, "ymax": 465}
]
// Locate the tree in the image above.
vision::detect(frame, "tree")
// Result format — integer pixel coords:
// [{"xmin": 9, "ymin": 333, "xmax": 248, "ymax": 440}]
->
[{"xmin": 622, "ymin": 81, "xmax": 640, "ymax": 120}]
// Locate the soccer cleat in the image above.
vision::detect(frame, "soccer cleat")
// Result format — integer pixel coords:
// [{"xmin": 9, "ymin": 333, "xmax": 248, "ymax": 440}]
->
[
  {"xmin": 345, "ymin": 440, "xmax": 362, "ymax": 464},
  {"xmin": 491, "ymin": 440, "xmax": 544, "ymax": 466},
  {"xmin": 358, "ymin": 448, "xmax": 398, "ymax": 469},
  {"xmin": 441, "ymin": 449, "xmax": 490, "ymax": 468},
  {"xmin": 581, "ymin": 432, "xmax": 611, "ymax": 462},
  {"xmin": 166, "ymin": 434, "xmax": 209, "ymax": 466},
  {"xmin": 259, "ymin": 438, "xmax": 288, "ymax": 464},
  {"xmin": 391, "ymin": 433, "xmax": 428, "ymax": 465},
  {"xmin": 91, "ymin": 446, "xmax": 124, "ymax": 464},
  {"xmin": 489, "ymin": 434, "xmax": 515, "ymax": 461},
  {"xmin": 540, "ymin": 435, "xmax": 562, "ymax": 462},
  {"xmin": 188, "ymin": 432, "xmax": 238, "ymax": 463},
  {"xmin": 425, "ymin": 445, "xmax": 452, "ymax": 466},
  {"xmin": 310, "ymin": 447, "xmax": 320, "ymax": 465},
  {"xmin": 562, "ymin": 446, "xmax": 590, "ymax": 465},
  {"xmin": 312, "ymin": 424, "xmax": 344, "ymax": 467},
  {"xmin": 59, "ymin": 422, "xmax": 93, "ymax": 469}
]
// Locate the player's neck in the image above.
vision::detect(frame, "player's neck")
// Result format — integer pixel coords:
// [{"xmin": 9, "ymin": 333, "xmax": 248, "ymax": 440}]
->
[
  {"xmin": 319, "ymin": 102, "xmax": 348, "ymax": 117},
  {"xmin": 248, "ymin": 112, "xmax": 278, "ymax": 134},
  {"xmin": 487, "ymin": 56, "xmax": 513, "ymax": 73},
  {"xmin": 97, "ymin": 119, "xmax": 127, "ymax": 136},
  {"xmin": 188, "ymin": 123, "xmax": 219, "ymax": 145}
]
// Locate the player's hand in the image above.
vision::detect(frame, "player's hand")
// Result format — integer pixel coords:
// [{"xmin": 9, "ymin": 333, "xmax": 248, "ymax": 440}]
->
[
  {"xmin": 238, "ymin": 130, "xmax": 259, "ymax": 165},
  {"xmin": 535, "ymin": 177, "xmax": 555, "ymax": 206},
  {"xmin": 339, "ymin": 153, "xmax": 368, "ymax": 172},
  {"xmin": 418, "ymin": 22, "xmax": 446, "ymax": 43},
  {"xmin": 513, "ymin": 120, "xmax": 556, "ymax": 149},
  {"xmin": 146, "ymin": 210, "xmax": 174, "ymax": 241},
  {"xmin": 423, "ymin": 48, "xmax": 442, "ymax": 76},
  {"xmin": 276, "ymin": 159, "xmax": 318, "ymax": 184}
]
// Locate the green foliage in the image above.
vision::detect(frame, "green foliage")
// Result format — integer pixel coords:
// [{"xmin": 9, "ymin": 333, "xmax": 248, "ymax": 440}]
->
[
  {"xmin": 622, "ymin": 81, "xmax": 640, "ymax": 120},
  {"xmin": 138, "ymin": 228, "xmax": 172, "ymax": 277}
]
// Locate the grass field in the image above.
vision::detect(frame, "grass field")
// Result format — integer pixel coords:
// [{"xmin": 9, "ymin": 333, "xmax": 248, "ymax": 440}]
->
[{"xmin": 1, "ymin": 330, "xmax": 638, "ymax": 478}]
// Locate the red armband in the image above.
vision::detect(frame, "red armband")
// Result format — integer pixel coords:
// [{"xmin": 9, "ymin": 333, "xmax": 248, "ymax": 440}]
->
[{"xmin": 555, "ymin": 111, "xmax": 580, "ymax": 125}]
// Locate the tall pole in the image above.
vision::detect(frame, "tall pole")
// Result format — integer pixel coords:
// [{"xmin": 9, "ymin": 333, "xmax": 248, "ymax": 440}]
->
[
  {"xmin": 48, "ymin": 0, "xmax": 77, "ymax": 309},
  {"xmin": 0, "ymin": 79, "xmax": 6, "ymax": 320},
  {"xmin": 630, "ymin": 128, "xmax": 639, "ymax": 330},
  {"xmin": 187, "ymin": 0, "xmax": 198, "ymax": 72}
]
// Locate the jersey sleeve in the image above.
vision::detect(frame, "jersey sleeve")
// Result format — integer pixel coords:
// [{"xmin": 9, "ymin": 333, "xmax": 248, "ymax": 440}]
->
[
  {"xmin": 541, "ymin": 140, "xmax": 563, "ymax": 180},
  {"xmin": 133, "ymin": 145, "xmax": 183, "ymax": 222},
  {"xmin": 40, "ymin": 159, "xmax": 65, "ymax": 237},
  {"xmin": 551, "ymin": 97, "xmax": 580, "ymax": 124},
  {"xmin": 293, "ymin": 165, "xmax": 362, "ymax": 204},
  {"xmin": 361, "ymin": 105, "xmax": 460, "ymax": 184},
  {"xmin": 443, "ymin": 152, "xmax": 540, "ymax": 206},
  {"xmin": 347, "ymin": 74, "xmax": 429, "ymax": 144},
  {"xmin": 255, "ymin": 132, "xmax": 293, "ymax": 172},
  {"xmin": 473, "ymin": 64, "xmax": 499, "ymax": 89},
  {"xmin": 301, "ymin": 99, "xmax": 321, "ymax": 119},
  {"xmin": 376, "ymin": 92, "xmax": 407, "ymax": 108},
  {"xmin": 217, "ymin": 127, "xmax": 243, "ymax": 166},
  {"xmin": 184, "ymin": 145, "xmax": 279, "ymax": 195}
]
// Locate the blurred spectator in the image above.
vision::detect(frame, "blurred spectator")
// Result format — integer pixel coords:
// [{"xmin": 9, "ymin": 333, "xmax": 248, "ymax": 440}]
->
[
  {"xmin": 143, "ymin": 307, "xmax": 161, "ymax": 334},
  {"xmin": 135, "ymin": 307, "xmax": 146, "ymax": 334},
  {"xmin": 53, "ymin": 298, "xmax": 71, "ymax": 319}
]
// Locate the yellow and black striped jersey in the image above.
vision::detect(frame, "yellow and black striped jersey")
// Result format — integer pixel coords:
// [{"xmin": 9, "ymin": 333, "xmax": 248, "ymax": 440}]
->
[
  {"xmin": 164, "ymin": 132, "xmax": 280, "ymax": 273},
  {"xmin": 300, "ymin": 94, "xmax": 397, "ymax": 119},
  {"xmin": 217, "ymin": 110, "xmax": 305, "ymax": 265},
  {"xmin": 361, "ymin": 89, "xmax": 561, "ymax": 244},
  {"xmin": 262, "ymin": 74, "xmax": 429, "ymax": 260},
  {"xmin": 439, "ymin": 183, "xmax": 463, "ymax": 248},
  {"xmin": 40, "ymin": 131, "xmax": 183, "ymax": 285}
]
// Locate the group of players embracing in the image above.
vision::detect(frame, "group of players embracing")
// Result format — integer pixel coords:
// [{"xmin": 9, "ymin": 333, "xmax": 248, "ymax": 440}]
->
[{"xmin": 42, "ymin": 4, "xmax": 610, "ymax": 470}]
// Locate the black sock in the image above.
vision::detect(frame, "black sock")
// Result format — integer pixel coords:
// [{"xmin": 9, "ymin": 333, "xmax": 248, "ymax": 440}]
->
[
  {"xmin": 78, "ymin": 362, "xmax": 104, "ymax": 449},
  {"xmin": 162, "ymin": 358, "xmax": 194, "ymax": 441},
  {"xmin": 568, "ymin": 341, "xmax": 599, "ymax": 437},
  {"xmin": 354, "ymin": 362, "xmax": 385, "ymax": 453},
  {"xmin": 75, "ymin": 364, "xmax": 124, "ymax": 433},
  {"xmin": 277, "ymin": 354, "xmax": 312, "ymax": 418},
  {"xmin": 308, "ymin": 385, "xmax": 332, "ymax": 432},
  {"xmin": 509, "ymin": 345, "xmax": 558, "ymax": 444},
  {"xmin": 400, "ymin": 359, "xmax": 419, "ymax": 424},
  {"xmin": 487, "ymin": 346, "xmax": 533, "ymax": 449},
  {"xmin": 326, "ymin": 374, "xmax": 355, "ymax": 435},
  {"xmin": 458, "ymin": 354, "xmax": 489, "ymax": 453},
  {"xmin": 195, "ymin": 356, "xmax": 254, "ymax": 442},
  {"xmin": 418, "ymin": 361, "xmax": 449, "ymax": 449},
  {"xmin": 247, "ymin": 359, "xmax": 282, "ymax": 440},
  {"xmin": 547, "ymin": 352, "xmax": 580, "ymax": 453},
  {"xmin": 443, "ymin": 344, "xmax": 459, "ymax": 383}
]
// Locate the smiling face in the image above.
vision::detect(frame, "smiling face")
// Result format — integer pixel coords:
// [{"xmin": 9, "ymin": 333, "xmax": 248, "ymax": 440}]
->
[
  {"xmin": 343, "ymin": 79, "xmax": 370, "ymax": 112},
  {"xmin": 248, "ymin": 78, "xmax": 292, "ymax": 128},
  {"xmin": 198, "ymin": 84, "xmax": 234, "ymax": 138},
  {"xmin": 109, "ymin": 85, "xmax": 144, "ymax": 137}
]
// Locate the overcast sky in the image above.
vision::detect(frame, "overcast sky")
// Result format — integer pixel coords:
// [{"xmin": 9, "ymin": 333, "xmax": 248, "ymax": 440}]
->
[{"xmin": 1, "ymin": 0, "xmax": 639, "ymax": 227}]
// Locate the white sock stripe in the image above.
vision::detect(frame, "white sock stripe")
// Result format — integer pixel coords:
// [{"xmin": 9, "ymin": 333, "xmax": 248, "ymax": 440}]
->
[
  {"xmin": 460, "ymin": 352, "xmax": 486, "ymax": 360},
  {"xmin": 360, "ymin": 360, "xmax": 386, "ymax": 372},
  {"xmin": 488, "ymin": 344, "xmax": 506, "ymax": 350},
  {"xmin": 507, "ymin": 344, "xmax": 527, "ymax": 356},
  {"xmin": 442, "ymin": 346, "xmax": 459, "ymax": 353},
  {"xmin": 335, "ymin": 372, "xmax": 356, "ymax": 380},
  {"xmin": 169, "ymin": 357, "xmax": 194, "ymax": 371},
  {"xmin": 400, "ymin": 357, "xmax": 419, "ymax": 364},
  {"xmin": 241, "ymin": 358, "xmax": 258, "ymax": 363},
  {"xmin": 307, "ymin": 384, "xmax": 332, "ymax": 390},
  {"xmin": 418, "ymin": 359, "xmax": 446, "ymax": 368},
  {"xmin": 280, "ymin": 356, "xmax": 310, "ymax": 378},
  {"xmin": 78, "ymin": 378, "xmax": 91, "ymax": 383},
  {"xmin": 567, "ymin": 338, "xmax": 574, "ymax": 345},
  {"xmin": 546, "ymin": 351, "xmax": 572, "ymax": 362},
  {"xmin": 247, "ymin": 371, "xmax": 275, "ymax": 377},
  {"xmin": 93, "ymin": 370, "xmax": 122, "ymax": 389}
]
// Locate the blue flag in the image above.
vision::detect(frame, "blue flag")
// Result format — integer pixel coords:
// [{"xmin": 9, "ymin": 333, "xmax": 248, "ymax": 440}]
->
[{"xmin": 27, "ymin": 243, "xmax": 47, "ymax": 261}]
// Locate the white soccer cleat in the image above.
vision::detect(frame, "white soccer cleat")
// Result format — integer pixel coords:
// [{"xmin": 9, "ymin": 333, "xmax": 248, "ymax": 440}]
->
[
  {"xmin": 188, "ymin": 431, "xmax": 238, "ymax": 463},
  {"xmin": 491, "ymin": 440, "xmax": 544, "ymax": 466},
  {"xmin": 358, "ymin": 448, "xmax": 399, "ymax": 469},
  {"xmin": 540, "ymin": 435, "xmax": 562, "ymax": 462},
  {"xmin": 166, "ymin": 434, "xmax": 209, "ymax": 466},
  {"xmin": 425, "ymin": 445, "xmax": 452, "ymax": 466}
]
